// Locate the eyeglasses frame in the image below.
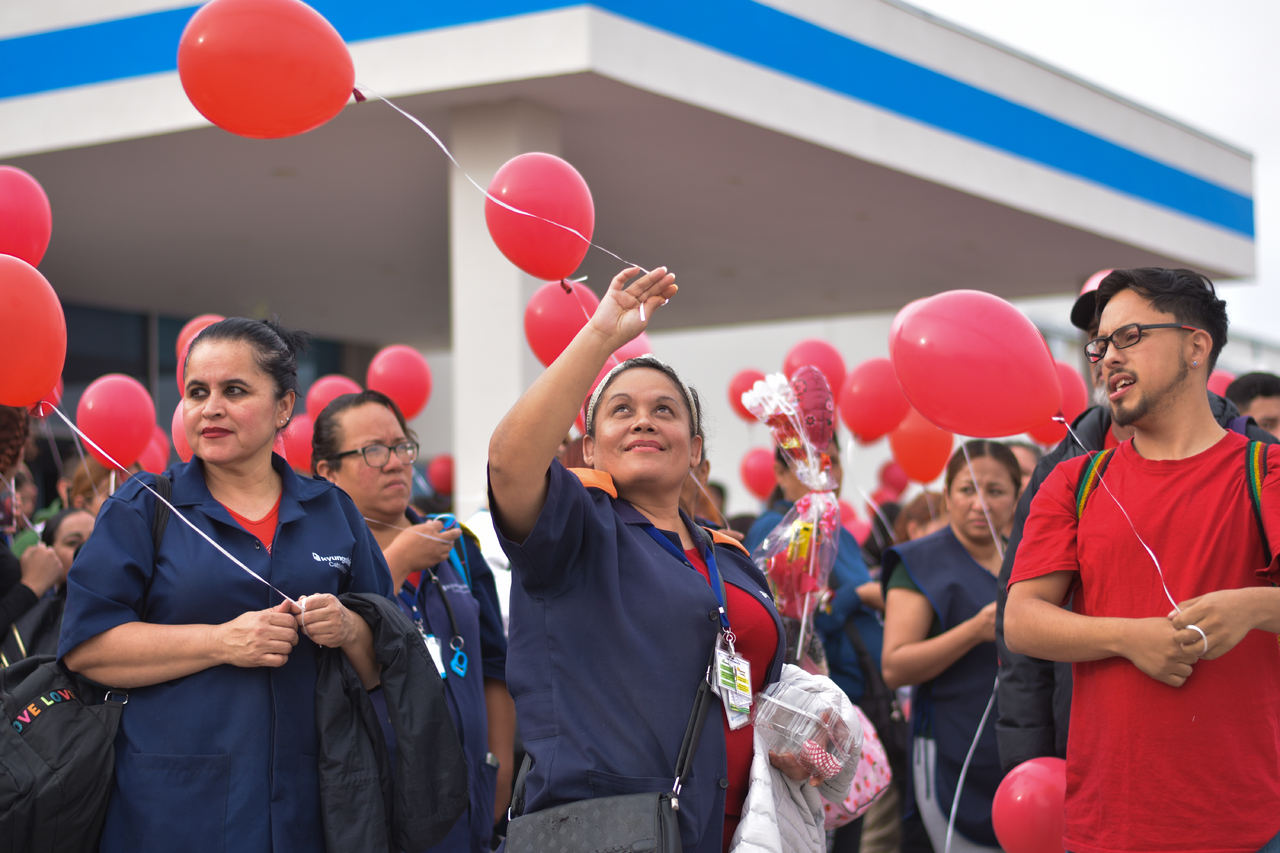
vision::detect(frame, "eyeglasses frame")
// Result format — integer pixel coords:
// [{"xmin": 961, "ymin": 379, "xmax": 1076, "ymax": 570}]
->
[
  {"xmin": 1084, "ymin": 323, "xmax": 1202, "ymax": 364},
  {"xmin": 328, "ymin": 441, "xmax": 420, "ymax": 469}
]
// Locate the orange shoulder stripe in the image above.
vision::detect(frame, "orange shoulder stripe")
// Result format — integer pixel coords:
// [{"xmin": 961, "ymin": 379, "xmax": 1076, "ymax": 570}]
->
[
  {"xmin": 708, "ymin": 528, "xmax": 750, "ymax": 557},
  {"xmin": 569, "ymin": 467, "xmax": 617, "ymax": 498}
]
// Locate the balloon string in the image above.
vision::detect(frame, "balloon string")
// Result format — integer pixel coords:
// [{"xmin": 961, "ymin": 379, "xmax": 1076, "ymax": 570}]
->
[
  {"xmin": 67, "ymin": 424, "xmax": 101, "ymax": 499},
  {"xmin": 1054, "ymin": 416, "xmax": 1179, "ymax": 613},
  {"xmin": 40, "ymin": 417, "xmax": 63, "ymax": 479},
  {"xmin": 960, "ymin": 442, "xmax": 1004, "ymax": 562},
  {"xmin": 47, "ymin": 406, "xmax": 298, "ymax": 607},
  {"xmin": 357, "ymin": 85, "xmax": 649, "ymax": 276},
  {"xmin": 9, "ymin": 477, "xmax": 35, "ymax": 532},
  {"xmin": 362, "ymin": 515, "xmax": 457, "ymax": 545},
  {"xmin": 855, "ymin": 485, "xmax": 897, "ymax": 544},
  {"xmin": 944, "ymin": 675, "xmax": 998, "ymax": 853}
]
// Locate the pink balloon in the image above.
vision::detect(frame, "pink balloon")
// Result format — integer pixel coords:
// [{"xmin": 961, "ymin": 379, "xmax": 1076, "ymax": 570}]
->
[
  {"xmin": 1028, "ymin": 361, "xmax": 1090, "ymax": 446},
  {"xmin": 992, "ymin": 757, "xmax": 1067, "ymax": 853},
  {"xmin": 306, "ymin": 374, "xmax": 361, "ymax": 416},
  {"xmin": 878, "ymin": 461, "xmax": 909, "ymax": 497},
  {"xmin": 841, "ymin": 359, "xmax": 910, "ymax": 442},
  {"xmin": 77, "ymin": 375, "xmax": 156, "ymax": 469},
  {"xmin": 1208, "ymin": 369, "xmax": 1236, "ymax": 398},
  {"xmin": 172, "ymin": 403, "xmax": 193, "ymax": 463},
  {"xmin": 614, "ymin": 333, "xmax": 654, "ymax": 362},
  {"xmin": 741, "ymin": 448, "xmax": 777, "ymax": 500},
  {"xmin": 783, "ymin": 340, "xmax": 846, "ymax": 404},
  {"xmin": 428, "ymin": 454, "xmax": 454, "ymax": 495},
  {"xmin": 0, "ymin": 166, "xmax": 52, "ymax": 267},
  {"xmin": 283, "ymin": 413, "xmax": 314, "ymax": 473},
  {"xmin": 524, "ymin": 281, "xmax": 601, "ymax": 367},
  {"xmin": 791, "ymin": 365, "xmax": 835, "ymax": 450},
  {"xmin": 138, "ymin": 435, "xmax": 170, "ymax": 474},
  {"xmin": 367, "ymin": 345, "xmax": 432, "ymax": 419},
  {"xmin": 729, "ymin": 369, "xmax": 766, "ymax": 423}
]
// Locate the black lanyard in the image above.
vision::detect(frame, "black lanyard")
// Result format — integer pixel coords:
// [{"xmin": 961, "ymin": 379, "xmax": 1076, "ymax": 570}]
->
[{"xmin": 399, "ymin": 568, "xmax": 468, "ymax": 677}]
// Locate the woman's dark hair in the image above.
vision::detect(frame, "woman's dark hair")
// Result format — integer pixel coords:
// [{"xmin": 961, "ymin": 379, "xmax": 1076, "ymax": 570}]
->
[
  {"xmin": 41, "ymin": 507, "xmax": 91, "ymax": 547},
  {"xmin": 943, "ymin": 440, "xmax": 1022, "ymax": 495},
  {"xmin": 186, "ymin": 318, "xmax": 310, "ymax": 426},
  {"xmin": 1094, "ymin": 268, "xmax": 1229, "ymax": 370},
  {"xmin": 310, "ymin": 389, "xmax": 417, "ymax": 476},
  {"xmin": 585, "ymin": 356, "xmax": 701, "ymax": 440}
]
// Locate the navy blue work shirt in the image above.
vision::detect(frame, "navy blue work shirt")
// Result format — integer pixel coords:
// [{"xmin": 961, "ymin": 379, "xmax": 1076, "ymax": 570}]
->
[
  {"xmin": 493, "ymin": 461, "xmax": 785, "ymax": 853},
  {"xmin": 58, "ymin": 454, "xmax": 393, "ymax": 853}
]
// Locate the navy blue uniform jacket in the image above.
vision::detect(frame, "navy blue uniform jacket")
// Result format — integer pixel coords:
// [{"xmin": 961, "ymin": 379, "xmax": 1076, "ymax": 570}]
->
[
  {"xmin": 493, "ymin": 461, "xmax": 786, "ymax": 853},
  {"xmin": 58, "ymin": 455, "xmax": 393, "ymax": 853}
]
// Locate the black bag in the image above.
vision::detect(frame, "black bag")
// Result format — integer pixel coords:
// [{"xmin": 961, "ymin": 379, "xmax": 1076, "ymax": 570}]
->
[
  {"xmin": 844, "ymin": 619, "xmax": 909, "ymax": 785},
  {"xmin": 0, "ymin": 656, "xmax": 127, "ymax": 852}
]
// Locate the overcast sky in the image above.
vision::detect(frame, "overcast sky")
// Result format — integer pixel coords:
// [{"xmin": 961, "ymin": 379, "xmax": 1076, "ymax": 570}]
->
[{"xmin": 906, "ymin": 0, "xmax": 1280, "ymax": 344}]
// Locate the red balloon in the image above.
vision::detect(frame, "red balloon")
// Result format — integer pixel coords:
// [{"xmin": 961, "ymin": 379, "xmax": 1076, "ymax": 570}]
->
[
  {"xmin": 1208, "ymin": 369, "xmax": 1236, "ymax": 398},
  {"xmin": 177, "ymin": 0, "xmax": 354, "ymax": 139},
  {"xmin": 992, "ymin": 757, "xmax": 1066, "ymax": 853},
  {"xmin": 868, "ymin": 486, "xmax": 898, "ymax": 508},
  {"xmin": 282, "ymin": 413, "xmax": 314, "ymax": 473},
  {"xmin": 306, "ymin": 374, "xmax": 362, "ymax": 416},
  {"xmin": 28, "ymin": 377, "xmax": 64, "ymax": 418},
  {"xmin": 367, "ymin": 345, "xmax": 432, "ymax": 420},
  {"xmin": 77, "ymin": 375, "xmax": 156, "ymax": 469},
  {"xmin": 176, "ymin": 314, "xmax": 225, "ymax": 362},
  {"xmin": 525, "ymin": 281, "xmax": 600, "ymax": 367},
  {"xmin": 1028, "ymin": 361, "xmax": 1091, "ymax": 446},
  {"xmin": 841, "ymin": 359, "xmax": 910, "ymax": 442},
  {"xmin": 138, "ymin": 433, "xmax": 170, "ymax": 475},
  {"xmin": 791, "ymin": 365, "xmax": 835, "ymax": 450},
  {"xmin": 783, "ymin": 340, "xmax": 846, "ymax": 404},
  {"xmin": 0, "ymin": 166, "xmax": 52, "ymax": 267},
  {"xmin": 0, "ymin": 255, "xmax": 66, "ymax": 407},
  {"xmin": 273, "ymin": 432, "xmax": 288, "ymax": 458},
  {"xmin": 891, "ymin": 290, "xmax": 1061, "ymax": 437},
  {"xmin": 740, "ymin": 448, "xmax": 777, "ymax": 501},
  {"xmin": 428, "ymin": 454, "xmax": 454, "ymax": 495},
  {"xmin": 845, "ymin": 517, "xmax": 872, "ymax": 545},
  {"xmin": 889, "ymin": 408, "xmax": 954, "ymax": 483},
  {"xmin": 172, "ymin": 403, "xmax": 193, "ymax": 463},
  {"xmin": 485, "ymin": 153, "xmax": 595, "ymax": 281},
  {"xmin": 879, "ymin": 461, "xmax": 909, "ymax": 497},
  {"xmin": 729, "ymin": 369, "xmax": 766, "ymax": 422},
  {"xmin": 614, "ymin": 333, "xmax": 654, "ymax": 363}
]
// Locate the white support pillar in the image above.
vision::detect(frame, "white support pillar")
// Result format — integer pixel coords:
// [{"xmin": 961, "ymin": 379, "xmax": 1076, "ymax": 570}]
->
[{"xmin": 449, "ymin": 101, "xmax": 561, "ymax": 521}]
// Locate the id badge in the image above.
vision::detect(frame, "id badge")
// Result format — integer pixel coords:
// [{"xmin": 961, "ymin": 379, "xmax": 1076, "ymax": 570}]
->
[
  {"xmin": 714, "ymin": 639, "xmax": 752, "ymax": 730},
  {"xmin": 419, "ymin": 628, "xmax": 447, "ymax": 678}
]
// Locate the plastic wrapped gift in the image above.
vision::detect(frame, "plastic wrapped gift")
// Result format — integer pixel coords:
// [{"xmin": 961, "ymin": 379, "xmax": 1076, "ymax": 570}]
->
[{"xmin": 751, "ymin": 682, "xmax": 860, "ymax": 780}]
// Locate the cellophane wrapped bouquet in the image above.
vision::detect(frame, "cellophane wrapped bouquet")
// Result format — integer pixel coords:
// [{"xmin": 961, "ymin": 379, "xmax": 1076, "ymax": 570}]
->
[{"xmin": 742, "ymin": 366, "xmax": 839, "ymax": 671}]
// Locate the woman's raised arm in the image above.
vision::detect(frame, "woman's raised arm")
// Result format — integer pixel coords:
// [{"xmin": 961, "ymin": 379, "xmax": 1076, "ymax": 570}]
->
[{"xmin": 488, "ymin": 266, "xmax": 676, "ymax": 542}]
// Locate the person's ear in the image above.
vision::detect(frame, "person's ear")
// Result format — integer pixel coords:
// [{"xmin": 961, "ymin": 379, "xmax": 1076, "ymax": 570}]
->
[
  {"xmin": 1189, "ymin": 330, "xmax": 1213, "ymax": 370},
  {"xmin": 581, "ymin": 434, "xmax": 595, "ymax": 468},
  {"xmin": 277, "ymin": 391, "xmax": 296, "ymax": 428},
  {"xmin": 690, "ymin": 434, "xmax": 703, "ymax": 469},
  {"xmin": 315, "ymin": 459, "xmax": 334, "ymax": 481}
]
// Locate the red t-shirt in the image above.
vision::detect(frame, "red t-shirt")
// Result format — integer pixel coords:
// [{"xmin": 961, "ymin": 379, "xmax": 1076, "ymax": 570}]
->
[
  {"xmin": 685, "ymin": 546, "xmax": 778, "ymax": 849},
  {"xmin": 223, "ymin": 494, "xmax": 282, "ymax": 554},
  {"xmin": 1011, "ymin": 431, "xmax": 1280, "ymax": 853}
]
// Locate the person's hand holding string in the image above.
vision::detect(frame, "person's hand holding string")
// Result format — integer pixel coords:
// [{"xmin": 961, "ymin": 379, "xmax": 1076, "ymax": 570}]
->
[
  {"xmin": 215, "ymin": 600, "xmax": 299, "ymax": 668},
  {"xmin": 585, "ymin": 266, "xmax": 678, "ymax": 353}
]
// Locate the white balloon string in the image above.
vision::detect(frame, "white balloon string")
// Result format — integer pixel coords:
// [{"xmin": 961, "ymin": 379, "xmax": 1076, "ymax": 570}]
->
[
  {"xmin": 39, "ymin": 417, "xmax": 63, "ymax": 479},
  {"xmin": 410, "ymin": 465, "xmax": 433, "ymax": 497},
  {"xmin": 362, "ymin": 515, "xmax": 457, "ymax": 545},
  {"xmin": 562, "ymin": 277, "xmax": 624, "ymax": 370},
  {"xmin": 9, "ymin": 476, "xmax": 35, "ymax": 532},
  {"xmin": 944, "ymin": 675, "xmax": 998, "ymax": 853},
  {"xmin": 689, "ymin": 474, "xmax": 732, "ymax": 531},
  {"xmin": 855, "ymin": 486, "xmax": 897, "ymax": 543},
  {"xmin": 48, "ymin": 406, "xmax": 298, "ymax": 607},
  {"xmin": 1054, "ymin": 416, "xmax": 1179, "ymax": 613},
  {"xmin": 67, "ymin": 425, "xmax": 101, "ymax": 499},
  {"xmin": 960, "ymin": 442, "xmax": 1004, "ymax": 562}
]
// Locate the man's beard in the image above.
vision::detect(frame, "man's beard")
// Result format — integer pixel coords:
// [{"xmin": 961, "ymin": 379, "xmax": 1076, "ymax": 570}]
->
[{"xmin": 1111, "ymin": 356, "xmax": 1189, "ymax": 427}]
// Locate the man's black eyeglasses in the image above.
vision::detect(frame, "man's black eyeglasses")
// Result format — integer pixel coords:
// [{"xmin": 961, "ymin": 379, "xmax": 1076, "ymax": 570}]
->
[
  {"xmin": 1084, "ymin": 323, "xmax": 1200, "ymax": 363},
  {"xmin": 329, "ymin": 441, "xmax": 419, "ymax": 468}
]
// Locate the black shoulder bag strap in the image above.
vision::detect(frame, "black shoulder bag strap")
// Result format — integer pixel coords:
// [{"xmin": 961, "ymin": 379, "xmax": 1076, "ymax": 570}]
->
[{"xmin": 141, "ymin": 474, "xmax": 172, "ymax": 620}]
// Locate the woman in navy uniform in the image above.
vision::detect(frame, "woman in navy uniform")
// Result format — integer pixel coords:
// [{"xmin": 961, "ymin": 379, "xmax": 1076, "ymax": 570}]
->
[
  {"xmin": 880, "ymin": 441, "xmax": 1021, "ymax": 852},
  {"xmin": 59, "ymin": 318, "xmax": 393, "ymax": 853},
  {"xmin": 488, "ymin": 266, "xmax": 810, "ymax": 853},
  {"xmin": 313, "ymin": 389, "xmax": 515, "ymax": 853}
]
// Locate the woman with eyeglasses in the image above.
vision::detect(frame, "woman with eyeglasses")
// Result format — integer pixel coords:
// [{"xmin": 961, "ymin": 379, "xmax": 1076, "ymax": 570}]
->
[{"xmin": 313, "ymin": 390, "xmax": 515, "ymax": 853}]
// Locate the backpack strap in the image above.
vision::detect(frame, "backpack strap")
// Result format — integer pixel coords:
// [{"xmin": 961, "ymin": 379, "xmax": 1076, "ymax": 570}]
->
[
  {"xmin": 1246, "ymin": 441, "xmax": 1270, "ymax": 562},
  {"xmin": 1075, "ymin": 448, "xmax": 1116, "ymax": 519},
  {"xmin": 142, "ymin": 474, "xmax": 172, "ymax": 620}
]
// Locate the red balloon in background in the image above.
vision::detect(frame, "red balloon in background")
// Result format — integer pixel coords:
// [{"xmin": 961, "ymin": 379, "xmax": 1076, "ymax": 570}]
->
[
  {"xmin": 890, "ymin": 290, "xmax": 1061, "ymax": 437},
  {"xmin": 992, "ymin": 757, "xmax": 1066, "ymax": 853},
  {"xmin": 428, "ymin": 454, "xmax": 455, "ymax": 495},
  {"xmin": 741, "ymin": 448, "xmax": 777, "ymax": 500},
  {"xmin": 614, "ymin": 333, "xmax": 654, "ymax": 363},
  {"xmin": 889, "ymin": 408, "xmax": 954, "ymax": 483},
  {"xmin": 0, "ymin": 255, "xmax": 66, "ymax": 407},
  {"xmin": 0, "ymin": 166, "xmax": 53, "ymax": 267},
  {"xmin": 783, "ymin": 340, "xmax": 846, "ymax": 404},
  {"xmin": 138, "ymin": 431, "xmax": 170, "ymax": 475},
  {"xmin": 177, "ymin": 0, "xmax": 354, "ymax": 139},
  {"xmin": 176, "ymin": 314, "xmax": 225, "ymax": 362},
  {"xmin": 77, "ymin": 375, "xmax": 156, "ymax": 469},
  {"xmin": 791, "ymin": 365, "xmax": 835, "ymax": 450},
  {"xmin": 845, "ymin": 517, "xmax": 872, "ymax": 545},
  {"xmin": 1027, "ymin": 361, "xmax": 1091, "ymax": 446},
  {"xmin": 525, "ymin": 281, "xmax": 601, "ymax": 367},
  {"xmin": 28, "ymin": 377, "xmax": 64, "ymax": 418},
  {"xmin": 306, "ymin": 374, "xmax": 362, "ymax": 416},
  {"xmin": 879, "ymin": 461, "xmax": 909, "ymax": 498},
  {"xmin": 367, "ymin": 345, "xmax": 432, "ymax": 420},
  {"xmin": 868, "ymin": 486, "xmax": 898, "ymax": 508},
  {"xmin": 485, "ymin": 153, "xmax": 595, "ymax": 281},
  {"xmin": 841, "ymin": 358, "xmax": 910, "ymax": 442},
  {"xmin": 172, "ymin": 403, "xmax": 193, "ymax": 463},
  {"xmin": 273, "ymin": 432, "xmax": 288, "ymax": 458},
  {"xmin": 282, "ymin": 413, "xmax": 314, "ymax": 473},
  {"xmin": 729, "ymin": 369, "xmax": 766, "ymax": 422},
  {"xmin": 1208, "ymin": 369, "xmax": 1236, "ymax": 398}
]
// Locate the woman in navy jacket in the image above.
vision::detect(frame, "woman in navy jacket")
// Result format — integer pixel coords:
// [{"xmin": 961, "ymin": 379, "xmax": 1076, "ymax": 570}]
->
[
  {"xmin": 59, "ymin": 319, "xmax": 393, "ymax": 853},
  {"xmin": 489, "ymin": 266, "xmax": 810, "ymax": 853},
  {"xmin": 313, "ymin": 389, "xmax": 515, "ymax": 853}
]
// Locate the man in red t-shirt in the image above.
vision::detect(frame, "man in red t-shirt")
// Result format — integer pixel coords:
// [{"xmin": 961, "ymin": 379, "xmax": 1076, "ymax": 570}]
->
[{"xmin": 1007, "ymin": 268, "xmax": 1280, "ymax": 853}]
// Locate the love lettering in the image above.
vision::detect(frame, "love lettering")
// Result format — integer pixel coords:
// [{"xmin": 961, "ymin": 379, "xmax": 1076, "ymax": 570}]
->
[{"xmin": 9, "ymin": 688, "xmax": 76, "ymax": 734}]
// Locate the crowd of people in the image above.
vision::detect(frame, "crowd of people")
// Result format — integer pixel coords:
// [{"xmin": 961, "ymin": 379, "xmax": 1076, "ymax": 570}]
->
[{"xmin": 3, "ymin": 265, "xmax": 1280, "ymax": 853}]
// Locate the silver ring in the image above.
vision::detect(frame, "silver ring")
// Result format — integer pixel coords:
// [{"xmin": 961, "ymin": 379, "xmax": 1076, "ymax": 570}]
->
[{"xmin": 1187, "ymin": 624, "xmax": 1209, "ymax": 656}]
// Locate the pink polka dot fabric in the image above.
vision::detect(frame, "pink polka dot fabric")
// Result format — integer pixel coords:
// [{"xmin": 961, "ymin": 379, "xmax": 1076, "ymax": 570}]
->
[{"xmin": 821, "ymin": 706, "xmax": 891, "ymax": 829}]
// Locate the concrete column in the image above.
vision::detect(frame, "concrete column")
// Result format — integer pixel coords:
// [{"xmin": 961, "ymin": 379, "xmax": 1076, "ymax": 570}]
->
[{"xmin": 449, "ymin": 101, "xmax": 561, "ymax": 520}]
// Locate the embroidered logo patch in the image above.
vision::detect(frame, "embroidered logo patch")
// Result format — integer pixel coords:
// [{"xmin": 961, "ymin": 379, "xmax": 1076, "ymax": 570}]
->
[
  {"xmin": 312, "ymin": 552, "xmax": 352, "ymax": 569},
  {"xmin": 10, "ymin": 688, "xmax": 77, "ymax": 734}
]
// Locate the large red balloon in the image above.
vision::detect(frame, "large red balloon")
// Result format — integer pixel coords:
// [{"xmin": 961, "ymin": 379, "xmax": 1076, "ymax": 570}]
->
[
  {"xmin": 1208, "ymin": 369, "xmax": 1236, "ymax": 398},
  {"xmin": 177, "ymin": 0, "xmax": 354, "ymax": 139},
  {"xmin": 992, "ymin": 757, "xmax": 1066, "ymax": 853},
  {"xmin": 428, "ymin": 454, "xmax": 454, "ymax": 496},
  {"xmin": 485, "ymin": 153, "xmax": 595, "ymax": 281},
  {"xmin": 891, "ymin": 291, "xmax": 1061, "ymax": 437},
  {"xmin": 77, "ymin": 375, "xmax": 156, "ymax": 469},
  {"xmin": 889, "ymin": 408, "xmax": 954, "ymax": 483},
  {"xmin": 525, "ymin": 281, "xmax": 601, "ymax": 367},
  {"xmin": 783, "ymin": 340, "xmax": 846, "ymax": 404},
  {"xmin": 172, "ymin": 403, "xmax": 193, "ymax": 463},
  {"xmin": 841, "ymin": 358, "xmax": 910, "ymax": 442},
  {"xmin": 306, "ymin": 374, "xmax": 361, "ymax": 416},
  {"xmin": 1028, "ymin": 361, "xmax": 1091, "ymax": 446},
  {"xmin": 0, "ymin": 166, "xmax": 52, "ymax": 267},
  {"xmin": 28, "ymin": 377, "xmax": 64, "ymax": 419},
  {"xmin": 282, "ymin": 413, "xmax": 314, "ymax": 473},
  {"xmin": 138, "ymin": 430, "xmax": 170, "ymax": 475},
  {"xmin": 741, "ymin": 448, "xmax": 777, "ymax": 501},
  {"xmin": 176, "ymin": 314, "xmax": 225, "ymax": 361},
  {"xmin": 729, "ymin": 369, "xmax": 766, "ymax": 423},
  {"xmin": 367, "ymin": 345, "xmax": 432, "ymax": 420},
  {"xmin": 0, "ymin": 255, "xmax": 66, "ymax": 407}
]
